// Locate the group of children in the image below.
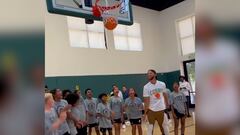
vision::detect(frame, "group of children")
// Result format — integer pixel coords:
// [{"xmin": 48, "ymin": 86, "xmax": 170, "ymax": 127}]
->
[{"xmin": 45, "ymin": 82, "xmax": 189, "ymax": 135}]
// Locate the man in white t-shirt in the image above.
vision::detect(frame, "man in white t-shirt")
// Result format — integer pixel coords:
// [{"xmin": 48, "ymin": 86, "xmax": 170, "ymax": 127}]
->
[
  {"xmin": 143, "ymin": 69, "xmax": 169, "ymax": 135},
  {"xmin": 179, "ymin": 76, "xmax": 192, "ymax": 117}
]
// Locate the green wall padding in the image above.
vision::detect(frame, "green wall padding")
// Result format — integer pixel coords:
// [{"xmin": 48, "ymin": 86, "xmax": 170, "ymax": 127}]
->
[
  {"xmin": 0, "ymin": 31, "xmax": 45, "ymax": 79},
  {"xmin": 165, "ymin": 71, "xmax": 181, "ymax": 91},
  {"xmin": 45, "ymin": 70, "xmax": 180, "ymax": 99},
  {"xmin": 0, "ymin": 33, "xmax": 44, "ymax": 73}
]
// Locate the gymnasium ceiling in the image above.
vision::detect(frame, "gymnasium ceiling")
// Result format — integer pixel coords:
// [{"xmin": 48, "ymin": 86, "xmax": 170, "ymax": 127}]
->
[{"xmin": 130, "ymin": 0, "xmax": 185, "ymax": 11}]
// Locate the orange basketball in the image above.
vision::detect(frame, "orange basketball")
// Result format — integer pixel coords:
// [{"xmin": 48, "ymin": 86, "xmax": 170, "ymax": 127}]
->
[{"xmin": 104, "ymin": 17, "xmax": 118, "ymax": 30}]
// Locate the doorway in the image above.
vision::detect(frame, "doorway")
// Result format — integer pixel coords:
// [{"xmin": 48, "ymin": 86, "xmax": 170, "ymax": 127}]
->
[{"xmin": 183, "ymin": 59, "xmax": 195, "ymax": 108}]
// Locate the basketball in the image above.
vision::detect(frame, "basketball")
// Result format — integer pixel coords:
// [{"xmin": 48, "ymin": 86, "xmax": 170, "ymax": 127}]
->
[{"xmin": 104, "ymin": 17, "xmax": 118, "ymax": 30}]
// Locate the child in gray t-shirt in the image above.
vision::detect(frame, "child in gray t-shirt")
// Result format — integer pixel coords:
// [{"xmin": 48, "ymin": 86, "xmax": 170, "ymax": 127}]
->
[
  {"xmin": 45, "ymin": 93, "xmax": 69, "ymax": 135},
  {"xmin": 45, "ymin": 108, "xmax": 59, "ymax": 135},
  {"xmin": 110, "ymin": 87, "xmax": 124, "ymax": 135},
  {"xmin": 170, "ymin": 82, "xmax": 187, "ymax": 135},
  {"xmin": 51, "ymin": 89, "xmax": 71, "ymax": 135},
  {"xmin": 97, "ymin": 93, "xmax": 113, "ymax": 135},
  {"xmin": 125, "ymin": 92, "xmax": 143, "ymax": 120},
  {"xmin": 85, "ymin": 88, "xmax": 100, "ymax": 135},
  {"xmin": 124, "ymin": 88, "xmax": 143, "ymax": 135},
  {"xmin": 54, "ymin": 99, "xmax": 71, "ymax": 135},
  {"xmin": 74, "ymin": 90, "xmax": 88, "ymax": 135}
]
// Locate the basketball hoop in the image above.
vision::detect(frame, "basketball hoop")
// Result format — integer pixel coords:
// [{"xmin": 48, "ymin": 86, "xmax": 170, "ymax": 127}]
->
[{"xmin": 92, "ymin": 0, "xmax": 124, "ymax": 30}]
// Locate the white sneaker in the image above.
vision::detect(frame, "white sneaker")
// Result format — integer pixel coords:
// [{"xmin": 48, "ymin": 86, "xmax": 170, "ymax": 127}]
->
[
  {"xmin": 125, "ymin": 121, "xmax": 131, "ymax": 126},
  {"xmin": 122, "ymin": 124, "xmax": 126, "ymax": 129}
]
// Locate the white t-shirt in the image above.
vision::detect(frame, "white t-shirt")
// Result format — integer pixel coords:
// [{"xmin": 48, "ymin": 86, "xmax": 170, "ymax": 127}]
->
[
  {"xmin": 179, "ymin": 81, "xmax": 192, "ymax": 96},
  {"xmin": 196, "ymin": 39, "xmax": 240, "ymax": 127},
  {"xmin": 118, "ymin": 91, "xmax": 123, "ymax": 99},
  {"xmin": 110, "ymin": 90, "xmax": 123, "ymax": 99},
  {"xmin": 143, "ymin": 80, "xmax": 166, "ymax": 112}
]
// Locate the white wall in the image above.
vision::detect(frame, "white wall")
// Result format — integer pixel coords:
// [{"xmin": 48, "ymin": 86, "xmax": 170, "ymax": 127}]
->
[
  {"xmin": 45, "ymin": 0, "xmax": 195, "ymax": 77},
  {"xmin": 0, "ymin": 0, "xmax": 44, "ymax": 32},
  {"xmin": 157, "ymin": 0, "xmax": 195, "ymax": 73}
]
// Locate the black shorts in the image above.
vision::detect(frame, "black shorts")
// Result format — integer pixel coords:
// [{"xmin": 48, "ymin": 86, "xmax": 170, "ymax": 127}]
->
[
  {"xmin": 100, "ymin": 128, "xmax": 112, "ymax": 133},
  {"xmin": 113, "ymin": 118, "xmax": 122, "ymax": 124},
  {"xmin": 88, "ymin": 123, "xmax": 99, "ymax": 128},
  {"xmin": 63, "ymin": 132, "xmax": 70, "ymax": 135},
  {"xmin": 76, "ymin": 125, "xmax": 87, "ymax": 135},
  {"xmin": 174, "ymin": 108, "xmax": 185, "ymax": 119},
  {"xmin": 130, "ymin": 118, "xmax": 142, "ymax": 125}
]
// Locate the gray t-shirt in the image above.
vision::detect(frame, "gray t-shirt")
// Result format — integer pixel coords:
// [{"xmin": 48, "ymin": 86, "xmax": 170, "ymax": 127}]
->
[
  {"xmin": 85, "ymin": 98, "xmax": 98, "ymax": 124},
  {"xmin": 110, "ymin": 96, "xmax": 123, "ymax": 119},
  {"xmin": 125, "ymin": 97, "xmax": 143, "ymax": 119},
  {"xmin": 45, "ymin": 108, "xmax": 58, "ymax": 135},
  {"xmin": 54, "ymin": 99, "xmax": 70, "ymax": 135},
  {"xmin": 75, "ymin": 96, "xmax": 87, "ymax": 121},
  {"xmin": 170, "ymin": 91, "xmax": 187, "ymax": 114},
  {"xmin": 97, "ymin": 103, "xmax": 112, "ymax": 128},
  {"xmin": 164, "ymin": 88, "xmax": 171, "ymax": 105}
]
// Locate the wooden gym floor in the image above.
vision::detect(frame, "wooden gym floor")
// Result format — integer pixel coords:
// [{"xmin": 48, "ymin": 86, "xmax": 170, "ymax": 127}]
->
[{"xmin": 91, "ymin": 111, "xmax": 195, "ymax": 135}]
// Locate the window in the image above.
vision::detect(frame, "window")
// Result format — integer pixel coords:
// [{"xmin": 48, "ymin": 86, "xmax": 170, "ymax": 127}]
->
[
  {"xmin": 113, "ymin": 23, "xmax": 143, "ymax": 51},
  {"xmin": 177, "ymin": 16, "xmax": 195, "ymax": 55},
  {"xmin": 67, "ymin": 16, "xmax": 106, "ymax": 49}
]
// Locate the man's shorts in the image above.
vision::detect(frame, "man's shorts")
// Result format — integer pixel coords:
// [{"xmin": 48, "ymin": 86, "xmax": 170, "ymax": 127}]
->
[{"xmin": 147, "ymin": 109, "xmax": 164, "ymax": 125}]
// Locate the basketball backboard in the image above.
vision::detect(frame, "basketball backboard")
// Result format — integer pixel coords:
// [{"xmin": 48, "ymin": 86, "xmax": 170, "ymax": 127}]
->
[{"xmin": 46, "ymin": 0, "xmax": 133, "ymax": 25}]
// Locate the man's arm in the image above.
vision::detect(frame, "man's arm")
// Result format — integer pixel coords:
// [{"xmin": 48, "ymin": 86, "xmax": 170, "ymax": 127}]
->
[
  {"xmin": 143, "ymin": 86, "xmax": 150, "ymax": 121},
  {"xmin": 163, "ymin": 92, "xmax": 169, "ymax": 109},
  {"xmin": 143, "ymin": 97, "xmax": 150, "ymax": 116}
]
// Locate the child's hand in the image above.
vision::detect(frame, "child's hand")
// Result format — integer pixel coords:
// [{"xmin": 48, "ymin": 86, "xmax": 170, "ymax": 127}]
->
[
  {"xmin": 59, "ymin": 111, "xmax": 67, "ymax": 122},
  {"xmin": 82, "ymin": 121, "xmax": 88, "ymax": 126},
  {"xmin": 107, "ymin": 117, "xmax": 112, "ymax": 120},
  {"xmin": 51, "ymin": 122, "xmax": 60, "ymax": 130},
  {"xmin": 75, "ymin": 122, "xmax": 82, "ymax": 128},
  {"xmin": 96, "ymin": 113, "xmax": 101, "ymax": 117},
  {"xmin": 143, "ymin": 115, "xmax": 148, "ymax": 122},
  {"xmin": 62, "ymin": 104, "xmax": 72, "ymax": 112},
  {"xmin": 88, "ymin": 112, "xmax": 94, "ymax": 117},
  {"xmin": 111, "ymin": 111, "xmax": 115, "ymax": 117},
  {"xmin": 76, "ymin": 120, "xmax": 88, "ymax": 128}
]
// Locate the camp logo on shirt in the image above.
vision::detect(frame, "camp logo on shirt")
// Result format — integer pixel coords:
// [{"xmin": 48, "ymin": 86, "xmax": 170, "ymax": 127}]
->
[
  {"xmin": 112, "ymin": 100, "xmax": 121, "ymax": 106},
  {"xmin": 111, "ymin": 97, "xmax": 122, "ymax": 106},
  {"xmin": 128, "ymin": 101, "xmax": 141, "ymax": 112},
  {"xmin": 205, "ymin": 65, "xmax": 227, "ymax": 90},
  {"xmin": 128, "ymin": 102, "xmax": 137, "ymax": 108},
  {"xmin": 103, "ymin": 108, "xmax": 110, "ymax": 115},
  {"xmin": 88, "ymin": 102, "xmax": 96, "ymax": 111},
  {"xmin": 174, "ymin": 95, "xmax": 185, "ymax": 101},
  {"xmin": 150, "ymin": 88, "xmax": 162, "ymax": 99}
]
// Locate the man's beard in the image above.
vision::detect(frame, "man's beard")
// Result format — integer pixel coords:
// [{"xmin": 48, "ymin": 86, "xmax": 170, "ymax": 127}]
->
[{"xmin": 148, "ymin": 76, "xmax": 155, "ymax": 81}]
